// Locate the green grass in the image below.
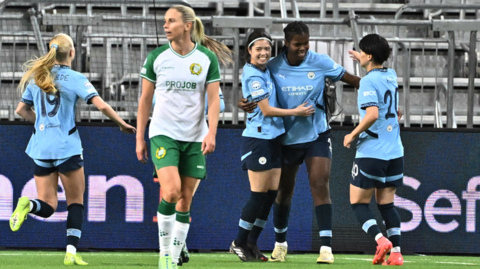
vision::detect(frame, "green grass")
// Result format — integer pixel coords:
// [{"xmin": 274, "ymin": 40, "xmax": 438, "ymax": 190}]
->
[{"xmin": 0, "ymin": 251, "xmax": 479, "ymax": 268}]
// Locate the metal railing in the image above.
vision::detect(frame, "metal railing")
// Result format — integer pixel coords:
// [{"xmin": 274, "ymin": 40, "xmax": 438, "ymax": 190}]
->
[{"xmin": 0, "ymin": 1, "xmax": 479, "ymax": 127}]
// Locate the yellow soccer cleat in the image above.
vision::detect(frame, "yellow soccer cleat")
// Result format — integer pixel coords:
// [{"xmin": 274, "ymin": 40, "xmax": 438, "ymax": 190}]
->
[
  {"xmin": 158, "ymin": 255, "xmax": 177, "ymax": 269},
  {"xmin": 269, "ymin": 244, "xmax": 287, "ymax": 262},
  {"xmin": 317, "ymin": 249, "xmax": 334, "ymax": 264},
  {"xmin": 64, "ymin": 253, "xmax": 88, "ymax": 265},
  {"xmin": 10, "ymin": 197, "xmax": 30, "ymax": 232}
]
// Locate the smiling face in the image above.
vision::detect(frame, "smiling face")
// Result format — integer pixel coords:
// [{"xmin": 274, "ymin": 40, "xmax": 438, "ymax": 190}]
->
[
  {"xmin": 248, "ymin": 39, "xmax": 271, "ymax": 69},
  {"xmin": 285, "ymin": 33, "xmax": 309, "ymax": 65},
  {"xmin": 163, "ymin": 8, "xmax": 191, "ymax": 42}
]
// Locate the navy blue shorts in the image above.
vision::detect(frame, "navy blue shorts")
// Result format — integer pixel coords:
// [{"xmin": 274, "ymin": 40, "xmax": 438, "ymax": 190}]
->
[
  {"xmin": 33, "ymin": 155, "xmax": 84, "ymax": 176},
  {"xmin": 281, "ymin": 130, "xmax": 332, "ymax": 165},
  {"xmin": 241, "ymin": 136, "xmax": 282, "ymax": 171},
  {"xmin": 350, "ymin": 157, "xmax": 404, "ymax": 189}
]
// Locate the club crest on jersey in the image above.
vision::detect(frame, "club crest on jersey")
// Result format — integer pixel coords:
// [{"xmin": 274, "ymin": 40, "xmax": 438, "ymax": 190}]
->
[
  {"xmin": 190, "ymin": 63, "xmax": 202, "ymax": 75},
  {"xmin": 307, "ymin": 72, "xmax": 315, "ymax": 79},
  {"xmin": 156, "ymin": 147, "xmax": 166, "ymax": 159},
  {"xmin": 259, "ymin": 157, "xmax": 267, "ymax": 165}
]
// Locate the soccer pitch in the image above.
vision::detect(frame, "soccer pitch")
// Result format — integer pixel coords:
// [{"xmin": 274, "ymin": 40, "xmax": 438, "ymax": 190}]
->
[{"xmin": 0, "ymin": 251, "xmax": 479, "ymax": 269}]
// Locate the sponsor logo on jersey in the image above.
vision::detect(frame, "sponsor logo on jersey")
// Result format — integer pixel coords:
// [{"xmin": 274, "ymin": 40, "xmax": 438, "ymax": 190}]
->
[
  {"xmin": 281, "ymin": 85, "xmax": 314, "ymax": 96},
  {"xmin": 364, "ymin": 91, "xmax": 376, "ymax": 97},
  {"xmin": 156, "ymin": 147, "xmax": 166, "ymax": 159},
  {"xmin": 278, "ymin": 74, "xmax": 286, "ymax": 79},
  {"xmin": 259, "ymin": 157, "xmax": 267, "ymax": 165},
  {"xmin": 251, "ymin": 81, "xmax": 261, "ymax": 90},
  {"xmin": 281, "ymin": 85, "xmax": 314, "ymax": 91},
  {"xmin": 197, "ymin": 165, "xmax": 204, "ymax": 169},
  {"xmin": 251, "ymin": 89, "xmax": 265, "ymax": 97},
  {"xmin": 307, "ymin": 72, "xmax": 315, "ymax": 79},
  {"xmin": 165, "ymin": 81, "xmax": 197, "ymax": 90},
  {"xmin": 190, "ymin": 63, "xmax": 202, "ymax": 75},
  {"xmin": 333, "ymin": 63, "xmax": 339, "ymax": 69},
  {"xmin": 140, "ymin": 67, "xmax": 147, "ymax": 74}
]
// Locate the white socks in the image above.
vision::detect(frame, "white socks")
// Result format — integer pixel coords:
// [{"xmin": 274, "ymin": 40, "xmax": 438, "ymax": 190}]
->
[
  {"xmin": 171, "ymin": 221, "xmax": 190, "ymax": 263},
  {"xmin": 66, "ymin": 245, "xmax": 76, "ymax": 255},
  {"xmin": 157, "ymin": 212, "xmax": 176, "ymax": 257}
]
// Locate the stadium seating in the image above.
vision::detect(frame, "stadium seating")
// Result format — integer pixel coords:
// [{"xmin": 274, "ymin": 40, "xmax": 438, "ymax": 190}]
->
[{"xmin": 0, "ymin": 0, "xmax": 478, "ymax": 126}]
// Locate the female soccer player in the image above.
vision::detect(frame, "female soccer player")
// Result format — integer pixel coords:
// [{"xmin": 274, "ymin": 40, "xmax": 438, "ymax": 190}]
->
[
  {"xmin": 230, "ymin": 30, "xmax": 314, "ymax": 262},
  {"xmin": 240, "ymin": 21, "xmax": 361, "ymax": 263},
  {"xmin": 136, "ymin": 5, "xmax": 232, "ymax": 268},
  {"xmin": 10, "ymin": 33, "xmax": 136, "ymax": 265},
  {"xmin": 344, "ymin": 34, "xmax": 404, "ymax": 266}
]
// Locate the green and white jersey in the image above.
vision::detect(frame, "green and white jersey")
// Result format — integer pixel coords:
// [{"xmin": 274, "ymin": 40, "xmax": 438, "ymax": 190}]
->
[{"xmin": 140, "ymin": 42, "xmax": 221, "ymax": 142}]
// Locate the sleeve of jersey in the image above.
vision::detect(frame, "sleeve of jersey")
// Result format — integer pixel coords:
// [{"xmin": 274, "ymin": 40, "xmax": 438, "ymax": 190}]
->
[
  {"xmin": 320, "ymin": 55, "xmax": 346, "ymax": 83},
  {"xmin": 140, "ymin": 53, "xmax": 157, "ymax": 83},
  {"xmin": 358, "ymin": 78, "xmax": 379, "ymax": 110},
  {"xmin": 21, "ymin": 85, "xmax": 34, "ymax": 106},
  {"xmin": 246, "ymin": 77, "xmax": 270, "ymax": 103},
  {"xmin": 75, "ymin": 75, "xmax": 99, "ymax": 104},
  {"xmin": 206, "ymin": 54, "xmax": 221, "ymax": 84}
]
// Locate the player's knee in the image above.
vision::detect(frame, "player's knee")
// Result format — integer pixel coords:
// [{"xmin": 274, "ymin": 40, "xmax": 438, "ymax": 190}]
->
[
  {"xmin": 276, "ymin": 189, "xmax": 293, "ymax": 205},
  {"xmin": 176, "ymin": 199, "xmax": 191, "ymax": 212},
  {"xmin": 162, "ymin": 189, "xmax": 182, "ymax": 202},
  {"xmin": 309, "ymin": 176, "xmax": 330, "ymax": 190}
]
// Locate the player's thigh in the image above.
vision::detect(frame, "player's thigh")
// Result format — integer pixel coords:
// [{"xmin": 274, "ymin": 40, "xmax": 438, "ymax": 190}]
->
[
  {"xmin": 277, "ymin": 162, "xmax": 299, "ymax": 203},
  {"xmin": 34, "ymin": 172, "xmax": 59, "ymax": 209},
  {"xmin": 376, "ymin": 157, "xmax": 404, "ymax": 204},
  {"xmin": 375, "ymin": 187, "xmax": 397, "ymax": 204},
  {"xmin": 350, "ymin": 184, "xmax": 375, "ymax": 204},
  {"xmin": 150, "ymin": 135, "xmax": 181, "ymax": 172},
  {"xmin": 178, "ymin": 141, "xmax": 206, "ymax": 180},
  {"xmin": 305, "ymin": 157, "xmax": 331, "ymax": 186},
  {"xmin": 248, "ymin": 168, "xmax": 281, "ymax": 192},
  {"xmin": 57, "ymin": 155, "xmax": 86, "ymax": 205}
]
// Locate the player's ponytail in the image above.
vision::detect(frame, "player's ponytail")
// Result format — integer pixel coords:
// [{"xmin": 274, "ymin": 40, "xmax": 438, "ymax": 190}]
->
[
  {"xmin": 171, "ymin": 5, "xmax": 233, "ymax": 66},
  {"xmin": 18, "ymin": 33, "xmax": 74, "ymax": 94}
]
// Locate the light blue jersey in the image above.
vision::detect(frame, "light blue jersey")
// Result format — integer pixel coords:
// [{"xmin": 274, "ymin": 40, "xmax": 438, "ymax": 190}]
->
[
  {"xmin": 356, "ymin": 68, "xmax": 404, "ymax": 160},
  {"xmin": 21, "ymin": 65, "xmax": 99, "ymax": 159},
  {"xmin": 241, "ymin": 63, "xmax": 285, "ymax": 139},
  {"xmin": 268, "ymin": 50, "xmax": 345, "ymax": 145}
]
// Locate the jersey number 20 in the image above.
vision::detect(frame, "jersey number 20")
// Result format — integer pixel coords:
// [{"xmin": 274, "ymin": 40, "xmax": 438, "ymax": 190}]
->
[
  {"xmin": 384, "ymin": 88, "xmax": 398, "ymax": 119},
  {"xmin": 41, "ymin": 91, "xmax": 61, "ymax": 117}
]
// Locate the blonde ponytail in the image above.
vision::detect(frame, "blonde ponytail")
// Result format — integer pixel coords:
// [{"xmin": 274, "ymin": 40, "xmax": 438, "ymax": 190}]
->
[
  {"xmin": 170, "ymin": 5, "xmax": 233, "ymax": 66},
  {"xmin": 18, "ymin": 47, "xmax": 57, "ymax": 94},
  {"xmin": 17, "ymin": 33, "xmax": 74, "ymax": 94}
]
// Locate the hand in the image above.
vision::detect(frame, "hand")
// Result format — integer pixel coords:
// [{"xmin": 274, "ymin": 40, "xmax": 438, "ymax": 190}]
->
[
  {"xmin": 237, "ymin": 98, "xmax": 257, "ymax": 113},
  {"xmin": 344, "ymin": 133, "xmax": 356, "ymax": 148},
  {"xmin": 294, "ymin": 102, "xmax": 315, "ymax": 117},
  {"xmin": 348, "ymin": 50, "xmax": 361, "ymax": 62},
  {"xmin": 397, "ymin": 108, "xmax": 403, "ymax": 121},
  {"xmin": 136, "ymin": 139, "xmax": 149, "ymax": 164},
  {"xmin": 201, "ymin": 132, "xmax": 216, "ymax": 155},
  {"xmin": 120, "ymin": 123, "xmax": 136, "ymax": 134}
]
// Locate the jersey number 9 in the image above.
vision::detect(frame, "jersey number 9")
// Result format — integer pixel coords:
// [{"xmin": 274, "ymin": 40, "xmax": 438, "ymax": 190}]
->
[{"xmin": 41, "ymin": 91, "xmax": 61, "ymax": 117}]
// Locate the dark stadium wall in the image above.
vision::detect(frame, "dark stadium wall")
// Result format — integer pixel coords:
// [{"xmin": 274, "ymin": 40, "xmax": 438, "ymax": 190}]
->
[{"xmin": 0, "ymin": 125, "xmax": 479, "ymax": 255}]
